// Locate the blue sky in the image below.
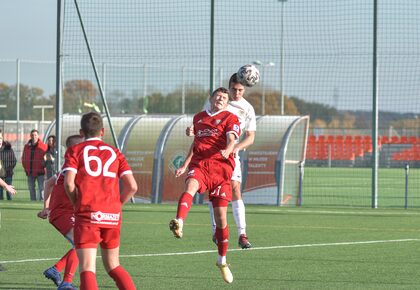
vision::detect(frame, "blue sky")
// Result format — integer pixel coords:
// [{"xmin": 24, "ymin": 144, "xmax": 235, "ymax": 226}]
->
[
  {"xmin": 1, "ymin": 0, "xmax": 419, "ymax": 114},
  {"xmin": 0, "ymin": 0, "xmax": 56, "ymax": 60}
]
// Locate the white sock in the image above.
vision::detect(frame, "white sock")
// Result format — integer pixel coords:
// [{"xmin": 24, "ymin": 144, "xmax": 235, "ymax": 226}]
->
[
  {"xmin": 232, "ymin": 200, "xmax": 246, "ymax": 237},
  {"xmin": 177, "ymin": 218, "xmax": 184, "ymax": 227},
  {"xmin": 217, "ymin": 255, "xmax": 226, "ymax": 265},
  {"xmin": 208, "ymin": 202, "xmax": 216, "ymax": 235}
]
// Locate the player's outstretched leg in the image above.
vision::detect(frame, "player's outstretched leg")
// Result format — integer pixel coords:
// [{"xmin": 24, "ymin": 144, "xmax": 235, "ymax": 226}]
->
[
  {"xmin": 169, "ymin": 218, "xmax": 183, "ymax": 239},
  {"xmin": 43, "ymin": 249, "xmax": 74, "ymax": 286},
  {"xmin": 169, "ymin": 192, "xmax": 193, "ymax": 238},
  {"xmin": 232, "ymin": 199, "xmax": 252, "ymax": 249},
  {"xmin": 57, "ymin": 281, "xmax": 78, "ymax": 290},
  {"xmin": 43, "ymin": 266, "xmax": 62, "ymax": 286},
  {"xmin": 215, "ymin": 225, "xmax": 233, "ymax": 283},
  {"xmin": 208, "ymin": 202, "xmax": 217, "ymax": 244},
  {"xmin": 109, "ymin": 265, "xmax": 136, "ymax": 290},
  {"xmin": 216, "ymin": 263, "xmax": 233, "ymax": 284},
  {"xmin": 57, "ymin": 248, "xmax": 79, "ymax": 290},
  {"xmin": 80, "ymin": 271, "xmax": 98, "ymax": 289}
]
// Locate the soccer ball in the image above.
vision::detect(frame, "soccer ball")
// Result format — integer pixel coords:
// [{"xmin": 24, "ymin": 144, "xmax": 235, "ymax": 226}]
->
[{"xmin": 237, "ymin": 64, "xmax": 260, "ymax": 87}]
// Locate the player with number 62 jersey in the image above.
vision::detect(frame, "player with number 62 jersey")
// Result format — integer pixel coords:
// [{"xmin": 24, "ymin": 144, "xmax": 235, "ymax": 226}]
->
[{"xmin": 63, "ymin": 137, "xmax": 133, "ymax": 228}]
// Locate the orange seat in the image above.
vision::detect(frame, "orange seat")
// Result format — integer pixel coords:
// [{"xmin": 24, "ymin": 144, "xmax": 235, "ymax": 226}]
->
[
  {"xmin": 390, "ymin": 136, "xmax": 399, "ymax": 144},
  {"xmin": 381, "ymin": 136, "xmax": 390, "ymax": 144},
  {"xmin": 408, "ymin": 136, "xmax": 417, "ymax": 144}
]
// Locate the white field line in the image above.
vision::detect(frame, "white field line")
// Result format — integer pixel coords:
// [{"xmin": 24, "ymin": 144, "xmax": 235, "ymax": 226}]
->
[
  {"xmin": 3, "ymin": 203, "xmax": 420, "ymax": 217},
  {"xmin": 1, "ymin": 238, "xmax": 419, "ymax": 265},
  {"xmin": 255, "ymin": 208, "xmax": 420, "ymax": 216}
]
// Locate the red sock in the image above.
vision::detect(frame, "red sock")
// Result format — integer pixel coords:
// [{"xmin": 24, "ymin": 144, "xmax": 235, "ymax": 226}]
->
[
  {"xmin": 176, "ymin": 192, "xmax": 193, "ymax": 220},
  {"xmin": 108, "ymin": 265, "xmax": 136, "ymax": 290},
  {"xmin": 63, "ymin": 249, "xmax": 78, "ymax": 283},
  {"xmin": 80, "ymin": 271, "xmax": 98, "ymax": 290},
  {"xmin": 54, "ymin": 249, "xmax": 72, "ymax": 272},
  {"xmin": 215, "ymin": 225, "xmax": 229, "ymax": 256}
]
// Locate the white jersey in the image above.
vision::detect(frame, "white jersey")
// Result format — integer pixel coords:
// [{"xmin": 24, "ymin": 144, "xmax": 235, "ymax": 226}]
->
[{"xmin": 203, "ymin": 98, "xmax": 256, "ymax": 135}]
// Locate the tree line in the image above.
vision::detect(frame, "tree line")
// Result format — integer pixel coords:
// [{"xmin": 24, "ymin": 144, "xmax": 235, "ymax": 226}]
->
[{"xmin": 0, "ymin": 80, "xmax": 418, "ymax": 131}]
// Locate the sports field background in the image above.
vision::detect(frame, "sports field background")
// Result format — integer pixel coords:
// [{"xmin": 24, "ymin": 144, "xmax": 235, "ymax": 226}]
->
[
  {"xmin": 1, "ymin": 202, "xmax": 420, "ymax": 289},
  {"xmin": 1, "ymin": 1, "xmax": 420, "ymax": 288},
  {"xmin": 1, "ymin": 0, "xmax": 419, "ymax": 208},
  {"xmin": 6, "ymin": 166, "xmax": 420, "ymax": 208}
]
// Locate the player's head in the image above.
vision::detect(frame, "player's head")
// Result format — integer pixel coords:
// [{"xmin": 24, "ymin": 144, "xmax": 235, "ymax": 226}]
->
[
  {"xmin": 65, "ymin": 134, "xmax": 84, "ymax": 148},
  {"xmin": 80, "ymin": 111, "xmax": 104, "ymax": 138},
  {"xmin": 228, "ymin": 73, "xmax": 245, "ymax": 101},
  {"xmin": 209, "ymin": 87, "xmax": 229, "ymax": 113}
]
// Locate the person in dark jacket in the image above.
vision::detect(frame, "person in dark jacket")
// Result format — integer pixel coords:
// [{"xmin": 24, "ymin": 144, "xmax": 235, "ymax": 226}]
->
[
  {"xmin": 0, "ymin": 135, "xmax": 17, "ymax": 200},
  {"xmin": 21, "ymin": 129, "xmax": 48, "ymax": 201},
  {"xmin": 43, "ymin": 135, "xmax": 57, "ymax": 179}
]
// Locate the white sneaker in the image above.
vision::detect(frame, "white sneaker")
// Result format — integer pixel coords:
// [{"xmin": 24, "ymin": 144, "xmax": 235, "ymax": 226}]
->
[
  {"xmin": 216, "ymin": 263, "xmax": 233, "ymax": 283},
  {"xmin": 169, "ymin": 219, "xmax": 183, "ymax": 238}
]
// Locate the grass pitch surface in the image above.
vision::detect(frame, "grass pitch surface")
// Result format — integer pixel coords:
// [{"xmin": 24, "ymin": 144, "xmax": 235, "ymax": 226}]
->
[{"xmin": 1, "ymin": 202, "xmax": 420, "ymax": 289}]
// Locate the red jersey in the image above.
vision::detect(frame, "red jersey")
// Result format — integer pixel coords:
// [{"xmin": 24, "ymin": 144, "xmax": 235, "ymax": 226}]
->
[
  {"xmin": 192, "ymin": 109, "xmax": 241, "ymax": 169},
  {"xmin": 63, "ymin": 138, "xmax": 132, "ymax": 228},
  {"xmin": 48, "ymin": 171, "xmax": 74, "ymax": 221}
]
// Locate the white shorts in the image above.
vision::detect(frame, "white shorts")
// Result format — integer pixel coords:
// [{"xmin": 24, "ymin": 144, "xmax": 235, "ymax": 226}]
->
[{"xmin": 231, "ymin": 155, "xmax": 242, "ymax": 183}]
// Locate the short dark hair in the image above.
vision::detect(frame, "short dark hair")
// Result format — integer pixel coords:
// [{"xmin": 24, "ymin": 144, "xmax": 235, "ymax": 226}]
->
[
  {"xmin": 228, "ymin": 73, "xmax": 242, "ymax": 87},
  {"xmin": 211, "ymin": 87, "xmax": 229, "ymax": 97},
  {"xmin": 30, "ymin": 129, "xmax": 39, "ymax": 135},
  {"xmin": 66, "ymin": 134, "xmax": 84, "ymax": 147},
  {"xmin": 80, "ymin": 112, "xmax": 103, "ymax": 138}
]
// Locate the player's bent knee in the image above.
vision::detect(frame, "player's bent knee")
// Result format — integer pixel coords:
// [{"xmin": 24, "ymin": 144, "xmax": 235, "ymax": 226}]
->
[{"xmin": 231, "ymin": 183, "xmax": 242, "ymax": 201}]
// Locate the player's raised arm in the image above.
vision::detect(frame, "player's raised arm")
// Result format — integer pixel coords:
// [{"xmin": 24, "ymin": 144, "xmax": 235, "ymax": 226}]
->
[
  {"xmin": 175, "ymin": 143, "xmax": 194, "ymax": 177},
  {"xmin": 220, "ymin": 133, "xmax": 237, "ymax": 159}
]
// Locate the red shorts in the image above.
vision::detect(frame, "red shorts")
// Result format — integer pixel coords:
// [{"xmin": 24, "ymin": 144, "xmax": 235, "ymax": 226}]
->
[
  {"xmin": 187, "ymin": 159, "xmax": 233, "ymax": 202},
  {"xmin": 50, "ymin": 214, "xmax": 74, "ymax": 237},
  {"xmin": 74, "ymin": 224, "xmax": 120, "ymax": 249}
]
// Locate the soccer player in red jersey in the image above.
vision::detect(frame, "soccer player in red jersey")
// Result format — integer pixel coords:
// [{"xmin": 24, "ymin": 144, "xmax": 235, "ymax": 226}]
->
[
  {"xmin": 38, "ymin": 134, "xmax": 84, "ymax": 290},
  {"xmin": 169, "ymin": 87, "xmax": 241, "ymax": 284},
  {"xmin": 63, "ymin": 112, "xmax": 138, "ymax": 290},
  {"xmin": 185, "ymin": 73, "xmax": 256, "ymax": 249}
]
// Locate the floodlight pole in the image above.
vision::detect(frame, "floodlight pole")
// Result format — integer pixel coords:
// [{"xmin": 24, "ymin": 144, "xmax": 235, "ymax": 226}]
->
[
  {"xmin": 73, "ymin": 0, "xmax": 119, "ymax": 150},
  {"xmin": 279, "ymin": 0, "xmax": 287, "ymax": 115},
  {"xmin": 16, "ymin": 59, "xmax": 20, "ymax": 153},
  {"xmin": 209, "ymin": 0, "xmax": 215, "ymax": 93},
  {"xmin": 371, "ymin": 0, "xmax": 378, "ymax": 208},
  {"xmin": 181, "ymin": 66, "xmax": 185, "ymax": 114},
  {"xmin": 55, "ymin": 0, "xmax": 63, "ymax": 171}
]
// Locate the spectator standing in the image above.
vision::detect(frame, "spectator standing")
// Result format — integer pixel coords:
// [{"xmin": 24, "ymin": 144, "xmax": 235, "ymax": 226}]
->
[
  {"xmin": 43, "ymin": 135, "xmax": 57, "ymax": 179},
  {"xmin": 22, "ymin": 129, "xmax": 48, "ymax": 201},
  {"xmin": 0, "ymin": 135, "xmax": 17, "ymax": 200}
]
